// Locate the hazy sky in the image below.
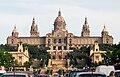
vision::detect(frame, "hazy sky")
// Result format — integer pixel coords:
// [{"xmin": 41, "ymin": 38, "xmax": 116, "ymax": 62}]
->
[{"xmin": 0, "ymin": 0, "xmax": 120, "ymax": 44}]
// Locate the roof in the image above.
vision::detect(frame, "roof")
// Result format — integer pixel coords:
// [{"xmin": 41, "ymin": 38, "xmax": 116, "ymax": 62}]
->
[
  {"xmin": 0, "ymin": 70, "xmax": 6, "ymax": 73},
  {"xmin": 76, "ymin": 72, "xmax": 106, "ymax": 76},
  {"xmin": 73, "ymin": 36, "xmax": 102, "ymax": 38},
  {"xmin": 114, "ymin": 70, "xmax": 120, "ymax": 72},
  {"xmin": 9, "ymin": 52, "xmax": 29, "ymax": 58},
  {"xmin": 77, "ymin": 72, "xmax": 106, "ymax": 74},
  {"xmin": 3, "ymin": 73, "xmax": 28, "ymax": 75}
]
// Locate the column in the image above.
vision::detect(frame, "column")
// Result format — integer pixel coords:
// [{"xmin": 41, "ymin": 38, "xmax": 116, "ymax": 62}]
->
[{"xmin": 61, "ymin": 46, "xmax": 64, "ymax": 60}]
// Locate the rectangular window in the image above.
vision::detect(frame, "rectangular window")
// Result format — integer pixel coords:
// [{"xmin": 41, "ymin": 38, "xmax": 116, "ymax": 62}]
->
[
  {"xmin": 54, "ymin": 39, "xmax": 56, "ymax": 44},
  {"xmin": 53, "ymin": 46, "xmax": 56, "ymax": 50},
  {"xmin": 58, "ymin": 46, "xmax": 62, "ymax": 50},
  {"xmin": 59, "ymin": 39, "xmax": 62, "ymax": 43},
  {"xmin": 64, "ymin": 39, "xmax": 67, "ymax": 43},
  {"xmin": 64, "ymin": 46, "xmax": 67, "ymax": 50}
]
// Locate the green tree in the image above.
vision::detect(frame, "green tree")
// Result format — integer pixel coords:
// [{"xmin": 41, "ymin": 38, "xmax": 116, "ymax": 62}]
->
[
  {"xmin": 98, "ymin": 43, "xmax": 120, "ymax": 65},
  {"xmin": 99, "ymin": 44, "xmax": 113, "ymax": 51},
  {"xmin": 28, "ymin": 45, "xmax": 50, "ymax": 67},
  {"xmin": 0, "ymin": 49, "xmax": 15, "ymax": 68},
  {"xmin": 67, "ymin": 47, "xmax": 91, "ymax": 68},
  {"xmin": 24, "ymin": 61, "xmax": 32, "ymax": 69},
  {"xmin": 0, "ymin": 44, "xmax": 17, "ymax": 51}
]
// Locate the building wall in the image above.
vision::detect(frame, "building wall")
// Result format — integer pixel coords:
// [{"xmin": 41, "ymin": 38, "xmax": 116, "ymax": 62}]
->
[
  {"xmin": 7, "ymin": 34, "xmax": 113, "ymax": 49},
  {"xmin": 9, "ymin": 52, "xmax": 29, "ymax": 66}
]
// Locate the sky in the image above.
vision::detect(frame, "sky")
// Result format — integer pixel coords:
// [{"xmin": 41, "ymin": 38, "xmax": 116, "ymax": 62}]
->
[{"xmin": 0, "ymin": 0, "xmax": 120, "ymax": 44}]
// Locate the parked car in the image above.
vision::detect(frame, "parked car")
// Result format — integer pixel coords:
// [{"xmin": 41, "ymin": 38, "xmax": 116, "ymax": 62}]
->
[
  {"xmin": 35, "ymin": 74, "xmax": 49, "ymax": 77},
  {"xmin": 75, "ymin": 72, "xmax": 107, "ymax": 77},
  {"xmin": 109, "ymin": 70, "xmax": 120, "ymax": 77},
  {"xmin": 1, "ymin": 73, "xmax": 29, "ymax": 77},
  {"xmin": 95, "ymin": 65, "xmax": 115, "ymax": 76},
  {"xmin": 66, "ymin": 69, "xmax": 88, "ymax": 77}
]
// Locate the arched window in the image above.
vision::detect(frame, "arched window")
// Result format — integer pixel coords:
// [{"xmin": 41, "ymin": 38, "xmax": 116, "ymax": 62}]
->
[
  {"xmin": 11, "ymin": 39, "xmax": 14, "ymax": 44},
  {"xmin": 69, "ymin": 39, "xmax": 72, "ymax": 43},
  {"xmin": 106, "ymin": 38, "xmax": 109, "ymax": 43},
  {"xmin": 48, "ymin": 39, "xmax": 50, "ymax": 43},
  {"xmin": 19, "ymin": 49, "xmax": 21, "ymax": 52},
  {"xmin": 96, "ymin": 49, "xmax": 98, "ymax": 51}
]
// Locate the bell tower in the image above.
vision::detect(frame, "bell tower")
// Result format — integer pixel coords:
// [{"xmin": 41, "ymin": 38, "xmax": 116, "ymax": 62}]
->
[
  {"xmin": 12, "ymin": 26, "xmax": 19, "ymax": 37},
  {"xmin": 81, "ymin": 17, "xmax": 90, "ymax": 37},
  {"xmin": 30, "ymin": 18, "xmax": 40, "ymax": 37}
]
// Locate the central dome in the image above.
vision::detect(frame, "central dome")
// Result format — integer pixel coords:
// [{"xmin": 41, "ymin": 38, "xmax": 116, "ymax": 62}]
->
[
  {"xmin": 53, "ymin": 10, "xmax": 66, "ymax": 30},
  {"xmin": 55, "ymin": 11, "xmax": 65, "ymax": 22}
]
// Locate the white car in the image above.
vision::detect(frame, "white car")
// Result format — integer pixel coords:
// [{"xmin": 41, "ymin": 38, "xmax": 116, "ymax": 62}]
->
[
  {"xmin": 0, "ymin": 70, "xmax": 6, "ymax": 76},
  {"xmin": 95, "ymin": 65, "xmax": 115, "ymax": 76},
  {"xmin": 75, "ymin": 72, "xmax": 107, "ymax": 77}
]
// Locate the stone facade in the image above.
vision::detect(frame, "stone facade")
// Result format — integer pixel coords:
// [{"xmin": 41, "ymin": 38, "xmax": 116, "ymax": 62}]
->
[
  {"xmin": 7, "ymin": 10, "xmax": 113, "ymax": 50},
  {"xmin": 90, "ymin": 41, "xmax": 106, "ymax": 63}
]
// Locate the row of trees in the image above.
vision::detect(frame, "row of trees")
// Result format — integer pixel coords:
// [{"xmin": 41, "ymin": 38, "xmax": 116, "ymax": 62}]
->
[
  {"xmin": 66, "ymin": 43, "xmax": 120, "ymax": 68},
  {"xmin": 0, "ymin": 42, "xmax": 120, "ymax": 69},
  {"xmin": 101, "ymin": 43, "xmax": 120, "ymax": 65}
]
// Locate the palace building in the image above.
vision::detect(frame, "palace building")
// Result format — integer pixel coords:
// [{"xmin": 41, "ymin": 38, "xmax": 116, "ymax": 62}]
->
[
  {"xmin": 7, "ymin": 10, "xmax": 113, "ymax": 50},
  {"xmin": 7, "ymin": 10, "xmax": 113, "ymax": 70}
]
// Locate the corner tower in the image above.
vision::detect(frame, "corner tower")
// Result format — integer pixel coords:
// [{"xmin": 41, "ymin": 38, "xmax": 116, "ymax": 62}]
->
[
  {"xmin": 101, "ymin": 25, "xmax": 108, "ymax": 36},
  {"xmin": 30, "ymin": 18, "xmax": 40, "ymax": 37},
  {"xmin": 81, "ymin": 17, "xmax": 90, "ymax": 37},
  {"xmin": 101, "ymin": 25, "xmax": 113, "ymax": 44}
]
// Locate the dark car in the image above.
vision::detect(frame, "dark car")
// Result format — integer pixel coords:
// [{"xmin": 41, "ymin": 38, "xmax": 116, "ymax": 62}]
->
[
  {"xmin": 1, "ymin": 73, "xmax": 29, "ymax": 77},
  {"xmin": 66, "ymin": 69, "xmax": 88, "ymax": 77},
  {"xmin": 109, "ymin": 70, "xmax": 120, "ymax": 77}
]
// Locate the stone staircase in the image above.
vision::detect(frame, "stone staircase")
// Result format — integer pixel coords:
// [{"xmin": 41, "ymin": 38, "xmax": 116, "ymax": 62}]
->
[{"xmin": 51, "ymin": 59, "xmax": 67, "ymax": 68}]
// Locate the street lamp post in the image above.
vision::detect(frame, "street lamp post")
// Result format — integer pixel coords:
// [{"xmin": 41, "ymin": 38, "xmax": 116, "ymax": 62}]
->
[
  {"xmin": 116, "ymin": 55, "xmax": 119, "ymax": 64},
  {"xmin": 104, "ymin": 54, "xmax": 110, "ymax": 66},
  {"xmin": 3, "ymin": 52, "xmax": 6, "ymax": 66}
]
